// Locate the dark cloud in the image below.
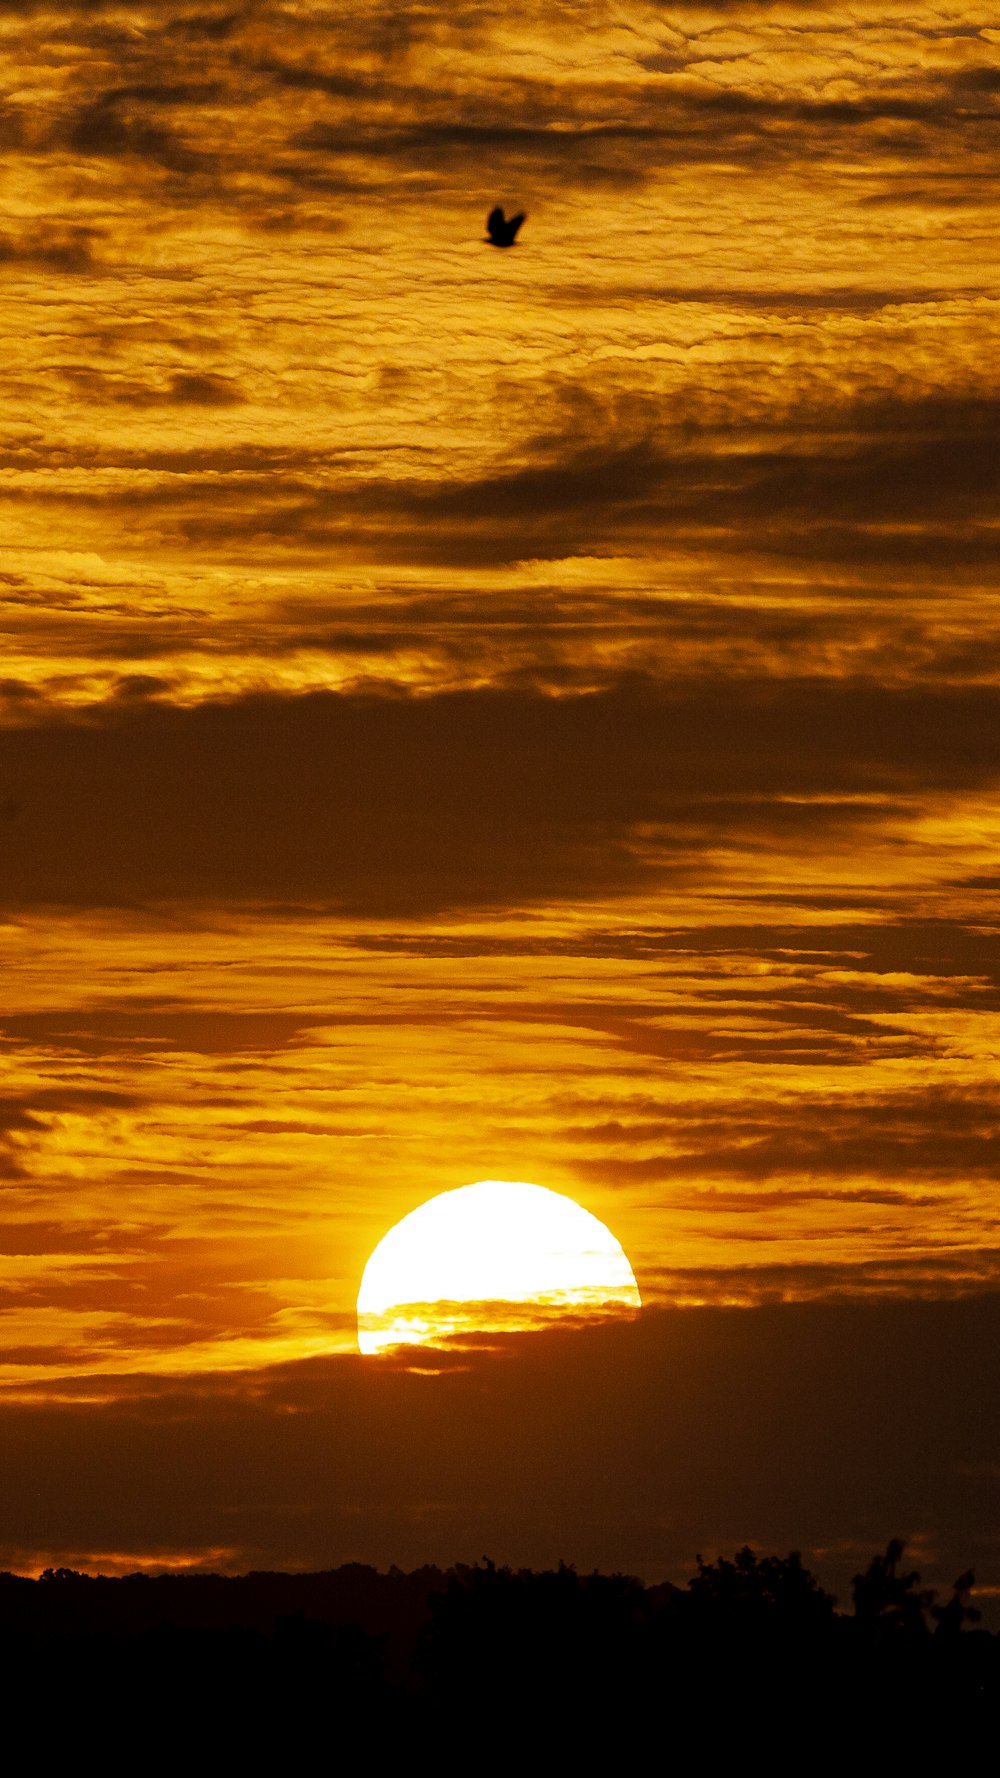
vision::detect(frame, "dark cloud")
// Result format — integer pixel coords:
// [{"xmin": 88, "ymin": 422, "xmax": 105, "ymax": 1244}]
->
[
  {"xmin": 570, "ymin": 1105, "xmax": 1000, "ymax": 1181},
  {"xmin": 0, "ymin": 1090, "xmax": 141, "ymax": 1182},
  {"xmin": 7, "ymin": 0, "xmax": 998, "ymax": 216},
  {"xmin": 0, "ymin": 1010, "xmax": 314, "ymax": 1057},
  {"xmin": 857, "ymin": 185, "xmax": 994, "ymax": 210},
  {"xmin": 949, "ymin": 65, "xmax": 1000, "ymax": 98},
  {"xmin": 1, "ymin": 443, "xmax": 322, "ymax": 476},
  {"xmin": 640, "ymin": 1252, "xmax": 1000, "ymax": 1303},
  {"xmin": 94, "ymin": 390, "xmax": 997, "ymax": 572},
  {"xmin": 555, "ymin": 282, "xmax": 953, "ymax": 312},
  {"xmin": 0, "ymin": 227, "xmax": 100, "ymax": 272},
  {"xmin": 286, "ymin": 56, "xmax": 1000, "ymax": 194},
  {"xmin": 1, "ymin": 679, "xmax": 998, "ymax": 912},
  {"xmin": 0, "ymin": 1088, "xmax": 142, "ymax": 1117},
  {"xmin": 0, "ymin": 0, "xmax": 163, "ymax": 10},
  {"xmin": 165, "ymin": 10, "xmax": 251, "ymax": 43},
  {"xmin": 97, "ymin": 83, "xmax": 228, "ymax": 107},
  {"xmin": 295, "ymin": 115, "xmax": 665, "ymax": 171},
  {"xmin": 253, "ymin": 58, "xmax": 377, "ymax": 100},
  {"xmin": 368, "ymin": 397, "xmax": 1000, "ymax": 566},
  {"xmin": 1, "ymin": 1300, "xmax": 998, "ymax": 1613},
  {"xmin": 57, "ymin": 367, "xmax": 245, "ymax": 408},
  {"xmin": 66, "ymin": 94, "xmax": 216, "ymax": 173},
  {"xmin": 167, "ymin": 373, "xmax": 244, "ymax": 406}
]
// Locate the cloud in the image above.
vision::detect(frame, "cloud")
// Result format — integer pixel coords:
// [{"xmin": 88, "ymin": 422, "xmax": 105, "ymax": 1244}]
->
[
  {"xmin": 347, "ymin": 394, "xmax": 1000, "ymax": 568},
  {"xmin": 0, "ymin": 227, "xmax": 100, "ymax": 271},
  {"xmin": 65, "ymin": 95, "xmax": 216, "ymax": 172},
  {"xmin": 0, "ymin": 1299, "xmax": 997, "ymax": 1608},
  {"xmin": 0, "ymin": 679, "xmax": 997, "ymax": 912},
  {"xmin": 0, "ymin": 1010, "xmax": 315, "ymax": 1057},
  {"xmin": 567, "ymin": 1087, "xmax": 1000, "ymax": 1183},
  {"xmin": 72, "ymin": 388, "xmax": 994, "ymax": 573}
]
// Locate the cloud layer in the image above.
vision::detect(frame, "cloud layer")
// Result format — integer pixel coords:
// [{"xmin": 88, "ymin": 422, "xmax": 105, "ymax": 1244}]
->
[{"xmin": 2, "ymin": 1303, "xmax": 998, "ymax": 1616}]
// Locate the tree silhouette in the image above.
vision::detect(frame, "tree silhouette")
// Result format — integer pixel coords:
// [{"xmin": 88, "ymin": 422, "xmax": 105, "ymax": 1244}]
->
[
  {"xmin": 688, "ymin": 1545, "xmax": 837, "ymax": 1631},
  {"xmin": 932, "ymin": 1569, "xmax": 980, "ymax": 1638},
  {"xmin": 0, "ymin": 1543, "xmax": 993, "ymax": 1756},
  {"xmin": 852, "ymin": 1539, "xmax": 936, "ymax": 1643}
]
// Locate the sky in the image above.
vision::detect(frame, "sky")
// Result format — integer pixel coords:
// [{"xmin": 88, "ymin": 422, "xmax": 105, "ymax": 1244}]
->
[{"xmin": 1, "ymin": 0, "xmax": 998, "ymax": 1596}]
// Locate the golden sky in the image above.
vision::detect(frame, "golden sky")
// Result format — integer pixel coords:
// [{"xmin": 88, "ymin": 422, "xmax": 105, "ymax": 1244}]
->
[{"xmin": 0, "ymin": 0, "xmax": 998, "ymax": 1586}]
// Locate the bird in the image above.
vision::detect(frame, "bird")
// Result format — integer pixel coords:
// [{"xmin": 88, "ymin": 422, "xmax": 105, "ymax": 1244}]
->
[{"xmin": 485, "ymin": 206, "xmax": 525, "ymax": 248}]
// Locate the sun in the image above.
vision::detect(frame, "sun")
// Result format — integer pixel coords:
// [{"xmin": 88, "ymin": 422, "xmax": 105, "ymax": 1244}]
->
[{"xmin": 356, "ymin": 1178, "xmax": 641, "ymax": 1355}]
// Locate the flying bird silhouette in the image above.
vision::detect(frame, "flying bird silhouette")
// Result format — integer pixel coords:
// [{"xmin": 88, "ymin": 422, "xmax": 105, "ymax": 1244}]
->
[{"xmin": 486, "ymin": 206, "xmax": 525, "ymax": 248}]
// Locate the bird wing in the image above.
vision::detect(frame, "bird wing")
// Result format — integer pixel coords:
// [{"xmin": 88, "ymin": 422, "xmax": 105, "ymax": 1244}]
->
[
  {"xmin": 486, "ymin": 206, "xmax": 505, "ymax": 241},
  {"xmin": 507, "ymin": 212, "xmax": 525, "ymax": 239}
]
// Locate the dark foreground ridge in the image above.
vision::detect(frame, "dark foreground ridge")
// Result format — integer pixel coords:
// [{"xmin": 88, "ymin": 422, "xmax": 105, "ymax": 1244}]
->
[{"xmin": 2, "ymin": 1542, "xmax": 995, "ymax": 1763}]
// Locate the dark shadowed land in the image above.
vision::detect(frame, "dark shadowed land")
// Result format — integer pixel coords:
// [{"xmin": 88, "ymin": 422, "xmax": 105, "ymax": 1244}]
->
[{"xmin": 2, "ymin": 1546, "xmax": 995, "ymax": 1762}]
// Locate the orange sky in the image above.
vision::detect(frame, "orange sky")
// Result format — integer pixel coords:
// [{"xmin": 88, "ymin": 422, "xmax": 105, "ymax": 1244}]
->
[{"xmin": 0, "ymin": 0, "xmax": 998, "ymax": 1588}]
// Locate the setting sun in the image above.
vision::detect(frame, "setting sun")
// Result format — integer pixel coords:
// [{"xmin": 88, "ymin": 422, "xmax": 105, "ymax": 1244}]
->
[{"xmin": 356, "ymin": 1179, "xmax": 641, "ymax": 1355}]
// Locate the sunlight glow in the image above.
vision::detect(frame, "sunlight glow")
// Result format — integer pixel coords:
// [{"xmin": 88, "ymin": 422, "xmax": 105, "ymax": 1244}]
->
[{"xmin": 357, "ymin": 1179, "xmax": 641, "ymax": 1354}]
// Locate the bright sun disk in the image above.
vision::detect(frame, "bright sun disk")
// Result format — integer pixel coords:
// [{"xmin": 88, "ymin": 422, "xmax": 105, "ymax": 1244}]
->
[{"xmin": 357, "ymin": 1178, "xmax": 641, "ymax": 1355}]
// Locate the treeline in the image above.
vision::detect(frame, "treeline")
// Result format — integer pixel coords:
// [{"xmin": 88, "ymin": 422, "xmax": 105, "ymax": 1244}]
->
[{"xmin": 1, "ymin": 1543, "xmax": 994, "ymax": 1759}]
